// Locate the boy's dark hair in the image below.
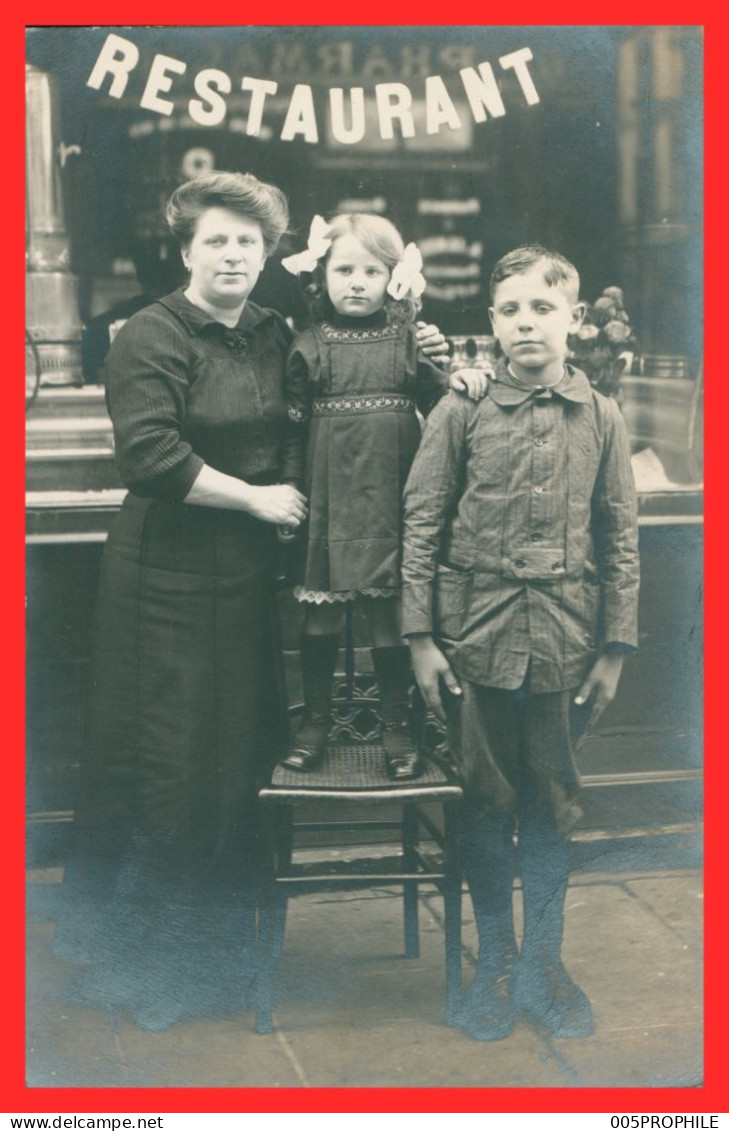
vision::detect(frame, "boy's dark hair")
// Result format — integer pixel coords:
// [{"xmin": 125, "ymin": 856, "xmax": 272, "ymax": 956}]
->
[{"xmin": 489, "ymin": 245, "xmax": 580, "ymax": 303}]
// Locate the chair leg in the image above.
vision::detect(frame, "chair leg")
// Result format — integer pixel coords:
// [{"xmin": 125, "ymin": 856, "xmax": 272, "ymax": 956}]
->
[
  {"xmin": 271, "ymin": 891, "xmax": 288, "ymax": 962},
  {"xmin": 443, "ymin": 800, "xmax": 463, "ymax": 1026},
  {"xmin": 402, "ymin": 803, "xmax": 420, "ymax": 959},
  {"xmin": 253, "ymin": 943, "xmax": 274, "ymax": 1034},
  {"xmin": 255, "ymin": 802, "xmax": 279, "ymax": 1034},
  {"xmin": 272, "ymin": 806, "xmax": 293, "ymax": 959}
]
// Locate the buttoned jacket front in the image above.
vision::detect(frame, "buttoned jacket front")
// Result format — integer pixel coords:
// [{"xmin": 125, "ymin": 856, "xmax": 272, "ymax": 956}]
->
[{"xmin": 401, "ymin": 361, "xmax": 639, "ymax": 692}]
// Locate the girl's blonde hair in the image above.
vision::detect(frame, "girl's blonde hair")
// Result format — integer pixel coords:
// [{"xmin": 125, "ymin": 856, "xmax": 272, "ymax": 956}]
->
[{"xmin": 306, "ymin": 213, "xmax": 422, "ymax": 323}]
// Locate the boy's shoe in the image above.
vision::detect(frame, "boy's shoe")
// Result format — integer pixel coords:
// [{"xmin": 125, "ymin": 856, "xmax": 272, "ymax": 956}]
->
[
  {"xmin": 279, "ymin": 713, "xmax": 330, "ymax": 772},
  {"xmin": 381, "ymin": 721, "xmax": 422, "ymax": 781},
  {"xmin": 514, "ymin": 956, "xmax": 594, "ymax": 1038},
  {"xmin": 456, "ymin": 957, "xmax": 516, "ymax": 1041}
]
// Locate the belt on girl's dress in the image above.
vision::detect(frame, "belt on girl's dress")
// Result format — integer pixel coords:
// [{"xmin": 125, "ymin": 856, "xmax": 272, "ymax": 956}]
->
[{"xmin": 311, "ymin": 393, "xmax": 415, "ymax": 416}]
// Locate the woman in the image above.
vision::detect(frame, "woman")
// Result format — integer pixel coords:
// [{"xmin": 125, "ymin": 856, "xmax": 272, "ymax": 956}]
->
[
  {"xmin": 54, "ymin": 171, "xmax": 446, "ymax": 1032},
  {"xmin": 53, "ymin": 171, "xmax": 308, "ymax": 1032}
]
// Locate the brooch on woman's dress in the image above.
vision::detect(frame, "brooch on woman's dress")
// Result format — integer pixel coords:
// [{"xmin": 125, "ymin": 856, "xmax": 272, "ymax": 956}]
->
[{"xmin": 220, "ymin": 328, "xmax": 251, "ymax": 353}]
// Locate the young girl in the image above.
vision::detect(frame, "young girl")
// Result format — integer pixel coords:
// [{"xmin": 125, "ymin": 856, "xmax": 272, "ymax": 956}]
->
[{"xmin": 280, "ymin": 213, "xmax": 486, "ymax": 780}]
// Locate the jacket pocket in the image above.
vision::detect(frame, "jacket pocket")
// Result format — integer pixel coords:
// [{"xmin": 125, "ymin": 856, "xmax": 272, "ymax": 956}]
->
[{"xmin": 434, "ymin": 562, "xmax": 473, "ymax": 640}]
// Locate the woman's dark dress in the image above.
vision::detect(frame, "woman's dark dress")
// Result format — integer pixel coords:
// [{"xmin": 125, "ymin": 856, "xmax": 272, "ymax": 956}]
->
[{"xmin": 53, "ymin": 289, "xmax": 296, "ymax": 1024}]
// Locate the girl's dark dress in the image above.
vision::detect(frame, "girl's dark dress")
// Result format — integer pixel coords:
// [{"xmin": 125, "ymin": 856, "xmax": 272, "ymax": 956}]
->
[
  {"xmin": 53, "ymin": 289, "xmax": 295, "ymax": 1024},
  {"xmin": 286, "ymin": 310, "xmax": 446, "ymax": 600}
]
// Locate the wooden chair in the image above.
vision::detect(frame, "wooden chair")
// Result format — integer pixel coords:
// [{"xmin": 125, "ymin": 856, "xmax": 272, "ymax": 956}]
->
[{"xmin": 254, "ymin": 617, "xmax": 464, "ymax": 1034}]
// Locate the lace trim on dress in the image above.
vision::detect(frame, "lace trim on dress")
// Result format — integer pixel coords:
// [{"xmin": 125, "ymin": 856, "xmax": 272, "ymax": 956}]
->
[
  {"xmin": 294, "ymin": 585, "xmax": 399, "ymax": 604},
  {"xmin": 320, "ymin": 321, "xmax": 399, "ymax": 342},
  {"xmin": 312, "ymin": 393, "xmax": 414, "ymax": 416}
]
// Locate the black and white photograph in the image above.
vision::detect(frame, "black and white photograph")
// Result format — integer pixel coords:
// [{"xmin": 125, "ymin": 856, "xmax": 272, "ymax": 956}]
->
[{"xmin": 25, "ymin": 25, "xmax": 703, "ymax": 1091}]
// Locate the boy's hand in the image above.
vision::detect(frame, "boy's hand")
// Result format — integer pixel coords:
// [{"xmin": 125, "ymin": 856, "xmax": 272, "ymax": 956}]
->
[
  {"xmin": 408, "ymin": 633, "xmax": 462, "ymax": 723},
  {"xmin": 574, "ymin": 652, "xmax": 625, "ymax": 729},
  {"xmin": 415, "ymin": 320, "xmax": 449, "ymax": 360},
  {"xmin": 449, "ymin": 366, "xmax": 491, "ymax": 400}
]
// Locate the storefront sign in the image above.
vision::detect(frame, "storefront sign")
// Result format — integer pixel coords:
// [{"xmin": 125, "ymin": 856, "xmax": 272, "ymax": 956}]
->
[{"xmin": 86, "ymin": 32, "xmax": 540, "ymax": 144}]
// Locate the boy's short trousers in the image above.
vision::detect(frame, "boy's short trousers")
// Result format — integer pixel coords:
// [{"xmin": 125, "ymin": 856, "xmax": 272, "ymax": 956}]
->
[{"xmin": 444, "ymin": 671, "xmax": 591, "ymax": 834}]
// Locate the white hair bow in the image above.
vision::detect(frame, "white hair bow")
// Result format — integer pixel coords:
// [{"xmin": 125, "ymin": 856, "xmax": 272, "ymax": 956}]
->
[
  {"xmin": 387, "ymin": 242, "xmax": 426, "ymax": 301},
  {"xmin": 281, "ymin": 215, "xmax": 332, "ymax": 275}
]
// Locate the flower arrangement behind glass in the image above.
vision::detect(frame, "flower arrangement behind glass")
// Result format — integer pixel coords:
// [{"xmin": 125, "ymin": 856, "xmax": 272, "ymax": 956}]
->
[{"xmin": 568, "ymin": 285, "xmax": 637, "ymax": 400}]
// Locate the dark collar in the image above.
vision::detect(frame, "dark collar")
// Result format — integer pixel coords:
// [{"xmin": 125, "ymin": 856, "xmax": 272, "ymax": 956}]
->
[
  {"xmin": 488, "ymin": 357, "xmax": 593, "ymax": 406},
  {"xmin": 156, "ymin": 287, "xmax": 276, "ymax": 337},
  {"xmin": 328, "ymin": 309, "xmax": 388, "ymax": 331}
]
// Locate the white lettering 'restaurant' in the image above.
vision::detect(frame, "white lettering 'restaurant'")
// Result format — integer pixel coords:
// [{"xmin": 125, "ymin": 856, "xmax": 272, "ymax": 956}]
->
[{"xmin": 86, "ymin": 33, "xmax": 541, "ymax": 141}]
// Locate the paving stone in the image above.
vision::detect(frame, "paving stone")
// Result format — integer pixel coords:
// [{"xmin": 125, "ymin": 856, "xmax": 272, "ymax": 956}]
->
[
  {"xmin": 623, "ymin": 871, "xmax": 704, "ymax": 950},
  {"xmin": 26, "ymin": 924, "xmax": 130, "ymax": 1088},
  {"xmin": 114, "ymin": 1015, "xmax": 303, "ymax": 1089},
  {"xmin": 25, "ymin": 870, "xmax": 703, "ymax": 1089},
  {"xmin": 538, "ymin": 874, "xmax": 702, "ymax": 1087},
  {"xmin": 267, "ymin": 888, "xmax": 562, "ymax": 1088}
]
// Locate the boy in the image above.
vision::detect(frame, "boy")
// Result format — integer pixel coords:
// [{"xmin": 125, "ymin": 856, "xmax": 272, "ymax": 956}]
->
[{"xmin": 401, "ymin": 246, "xmax": 639, "ymax": 1041}]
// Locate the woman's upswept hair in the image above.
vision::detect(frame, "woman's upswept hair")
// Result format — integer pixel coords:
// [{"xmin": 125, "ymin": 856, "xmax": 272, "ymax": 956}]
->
[
  {"xmin": 166, "ymin": 171, "xmax": 290, "ymax": 254},
  {"xmin": 305, "ymin": 212, "xmax": 422, "ymax": 324},
  {"xmin": 489, "ymin": 244, "xmax": 581, "ymax": 303}
]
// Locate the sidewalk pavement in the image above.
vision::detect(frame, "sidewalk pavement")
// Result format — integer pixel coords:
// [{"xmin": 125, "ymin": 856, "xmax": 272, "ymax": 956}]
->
[{"xmin": 26, "ymin": 865, "xmax": 702, "ymax": 1090}]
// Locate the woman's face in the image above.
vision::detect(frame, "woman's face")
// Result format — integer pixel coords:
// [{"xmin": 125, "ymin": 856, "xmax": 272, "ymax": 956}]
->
[{"xmin": 183, "ymin": 207, "xmax": 267, "ymax": 310}]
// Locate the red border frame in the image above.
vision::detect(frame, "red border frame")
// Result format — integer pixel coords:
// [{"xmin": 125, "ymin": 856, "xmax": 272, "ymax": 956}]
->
[{"xmin": 10, "ymin": 9, "xmax": 719, "ymax": 1115}]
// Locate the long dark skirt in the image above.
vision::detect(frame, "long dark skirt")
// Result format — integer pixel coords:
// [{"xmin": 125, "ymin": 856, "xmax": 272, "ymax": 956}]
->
[{"xmin": 53, "ymin": 494, "xmax": 289, "ymax": 1027}]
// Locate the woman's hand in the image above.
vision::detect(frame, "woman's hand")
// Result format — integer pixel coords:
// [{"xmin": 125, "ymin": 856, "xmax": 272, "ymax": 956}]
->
[
  {"xmin": 449, "ymin": 367, "xmax": 491, "ymax": 400},
  {"xmin": 415, "ymin": 320, "xmax": 450, "ymax": 360},
  {"xmin": 244, "ymin": 484, "xmax": 308, "ymax": 527},
  {"xmin": 185, "ymin": 465, "xmax": 308, "ymax": 522}
]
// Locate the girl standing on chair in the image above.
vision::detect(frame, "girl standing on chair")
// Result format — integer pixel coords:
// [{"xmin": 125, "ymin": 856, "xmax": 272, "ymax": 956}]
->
[{"xmin": 279, "ymin": 213, "xmax": 486, "ymax": 780}]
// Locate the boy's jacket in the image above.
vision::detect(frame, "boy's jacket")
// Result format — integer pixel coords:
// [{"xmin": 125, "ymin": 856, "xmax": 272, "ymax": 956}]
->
[{"xmin": 401, "ymin": 360, "xmax": 639, "ymax": 692}]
